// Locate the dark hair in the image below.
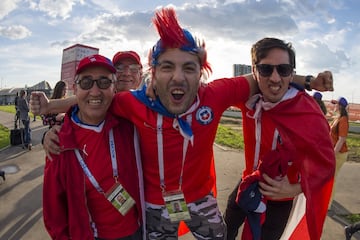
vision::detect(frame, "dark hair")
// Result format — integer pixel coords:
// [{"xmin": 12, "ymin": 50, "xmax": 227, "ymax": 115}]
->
[
  {"xmin": 51, "ymin": 81, "xmax": 66, "ymax": 99},
  {"xmin": 251, "ymin": 38, "xmax": 296, "ymax": 68},
  {"xmin": 315, "ymin": 98, "xmax": 327, "ymax": 115},
  {"xmin": 339, "ymin": 104, "xmax": 348, "ymax": 118},
  {"xmin": 20, "ymin": 89, "xmax": 26, "ymax": 97},
  {"xmin": 149, "ymin": 8, "xmax": 212, "ymax": 77}
]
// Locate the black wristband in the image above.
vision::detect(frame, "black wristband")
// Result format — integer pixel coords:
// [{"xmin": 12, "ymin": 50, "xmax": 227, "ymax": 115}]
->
[{"xmin": 305, "ymin": 75, "xmax": 313, "ymax": 91}]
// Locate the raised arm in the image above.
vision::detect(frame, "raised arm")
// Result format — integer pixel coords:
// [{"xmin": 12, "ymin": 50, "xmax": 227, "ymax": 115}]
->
[
  {"xmin": 145, "ymin": 71, "xmax": 334, "ymax": 100},
  {"xmin": 243, "ymin": 71, "xmax": 334, "ymax": 97},
  {"xmin": 30, "ymin": 91, "xmax": 76, "ymax": 115}
]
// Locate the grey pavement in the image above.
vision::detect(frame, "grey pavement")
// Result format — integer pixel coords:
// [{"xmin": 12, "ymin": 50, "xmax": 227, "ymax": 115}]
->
[{"xmin": 0, "ymin": 111, "xmax": 359, "ymax": 240}]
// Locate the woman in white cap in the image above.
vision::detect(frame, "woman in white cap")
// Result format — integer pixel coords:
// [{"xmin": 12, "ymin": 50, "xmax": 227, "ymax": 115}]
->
[{"xmin": 329, "ymin": 96, "xmax": 349, "ymax": 210}]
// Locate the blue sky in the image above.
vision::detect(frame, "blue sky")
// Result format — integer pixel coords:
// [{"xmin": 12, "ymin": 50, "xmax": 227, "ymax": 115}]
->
[{"xmin": 0, "ymin": 0, "xmax": 359, "ymax": 102}]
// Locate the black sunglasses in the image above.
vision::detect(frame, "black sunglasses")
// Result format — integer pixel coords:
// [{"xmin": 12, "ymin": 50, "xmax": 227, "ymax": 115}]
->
[
  {"xmin": 76, "ymin": 77, "xmax": 113, "ymax": 90},
  {"xmin": 256, "ymin": 64, "xmax": 293, "ymax": 77}
]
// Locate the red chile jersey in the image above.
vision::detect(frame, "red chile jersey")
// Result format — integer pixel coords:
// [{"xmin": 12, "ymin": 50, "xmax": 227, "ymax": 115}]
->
[
  {"xmin": 110, "ymin": 76, "xmax": 250, "ymax": 205},
  {"xmin": 238, "ymin": 89, "xmax": 335, "ymax": 240},
  {"xmin": 43, "ymin": 108, "xmax": 142, "ymax": 239}
]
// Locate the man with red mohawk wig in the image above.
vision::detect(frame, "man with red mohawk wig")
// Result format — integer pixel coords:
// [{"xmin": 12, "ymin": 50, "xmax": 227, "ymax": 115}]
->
[{"xmin": 31, "ymin": 7, "xmax": 334, "ymax": 240}]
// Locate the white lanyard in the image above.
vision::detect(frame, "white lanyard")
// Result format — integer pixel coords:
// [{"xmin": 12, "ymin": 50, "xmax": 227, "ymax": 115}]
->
[
  {"xmin": 250, "ymin": 97, "xmax": 284, "ymax": 170},
  {"xmin": 157, "ymin": 114, "xmax": 192, "ymax": 193},
  {"xmin": 75, "ymin": 128, "xmax": 118, "ymax": 194}
]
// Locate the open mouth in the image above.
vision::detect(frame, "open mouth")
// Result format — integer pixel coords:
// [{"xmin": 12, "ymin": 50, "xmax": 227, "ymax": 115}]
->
[{"xmin": 171, "ymin": 89, "xmax": 184, "ymax": 101}]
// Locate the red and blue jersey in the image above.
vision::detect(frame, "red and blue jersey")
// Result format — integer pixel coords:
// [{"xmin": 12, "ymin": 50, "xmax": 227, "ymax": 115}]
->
[{"xmin": 110, "ymin": 76, "xmax": 250, "ymax": 204}]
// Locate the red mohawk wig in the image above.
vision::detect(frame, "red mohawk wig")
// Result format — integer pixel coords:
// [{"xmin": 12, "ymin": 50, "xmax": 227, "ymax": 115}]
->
[{"xmin": 149, "ymin": 8, "xmax": 212, "ymax": 76}]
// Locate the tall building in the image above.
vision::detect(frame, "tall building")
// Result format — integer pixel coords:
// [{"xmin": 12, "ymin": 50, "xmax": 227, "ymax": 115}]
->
[
  {"xmin": 61, "ymin": 44, "xmax": 99, "ymax": 95},
  {"xmin": 233, "ymin": 64, "xmax": 251, "ymax": 76}
]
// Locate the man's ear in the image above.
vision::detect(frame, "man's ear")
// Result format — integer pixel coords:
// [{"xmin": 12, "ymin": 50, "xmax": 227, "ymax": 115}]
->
[{"xmin": 251, "ymin": 66, "xmax": 258, "ymax": 82}]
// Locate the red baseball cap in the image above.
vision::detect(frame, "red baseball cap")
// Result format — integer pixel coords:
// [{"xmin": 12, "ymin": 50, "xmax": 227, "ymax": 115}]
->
[
  {"xmin": 76, "ymin": 54, "xmax": 116, "ymax": 74},
  {"xmin": 112, "ymin": 51, "xmax": 142, "ymax": 67}
]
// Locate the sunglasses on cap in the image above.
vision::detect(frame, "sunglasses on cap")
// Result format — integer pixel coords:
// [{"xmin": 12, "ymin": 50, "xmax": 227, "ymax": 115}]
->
[
  {"xmin": 75, "ymin": 76, "xmax": 114, "ymax": 90},
  {"xmin": 256, "ymin": 64, "xmax": 293, "ymax": 77}
]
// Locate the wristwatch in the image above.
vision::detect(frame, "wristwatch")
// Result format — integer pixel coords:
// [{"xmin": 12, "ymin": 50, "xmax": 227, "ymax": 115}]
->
[{"xmin": 305, "ymin": 75, "xmax": 313, "ymax": 91}]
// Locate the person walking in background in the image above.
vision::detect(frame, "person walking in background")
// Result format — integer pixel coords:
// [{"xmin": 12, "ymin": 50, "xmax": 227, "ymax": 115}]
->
[
  {"xmin": 14, "ymin": 91, "xmax": 19, "ymax": 112},
  {"xmin": 14, "ymin": 91, "xmax": 20, "ymax": 128},
  {"xmin": 345, "ymin": 221, "xmax": 360, "ymax": 240},
  {"xmin": 328, "ymin": 97, "xmax": 349, "ymax": 210},
  {"xmin": 112, "ymin": 51, "xmax": 142, "ymax": 92},
  {"xmin": 313, "ymin": 91, "xmax": 327, "ymax": 115},
  {"xmin": 17, "ymin": 89, "xmax": 32, "ymax": 150},
  {"xmin": 42, "ymin": 54, "xmax": 144, "ymax": 239},
  {"xmin": 41, "ymin": 80, "xmax": 67, "ymax": 128}
]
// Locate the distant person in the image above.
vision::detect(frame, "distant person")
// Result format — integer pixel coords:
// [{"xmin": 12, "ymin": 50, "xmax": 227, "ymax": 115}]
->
[
  {"xmin": 345, "ymin": 221, "xmax": 360, "ymax": 240},
  {"xmin": 14, "ymin": 92, "xmax": 19, "ymax": 112},
  {"xmin": 112, "ymin": 51, "xmax": 142, "ymax": 92},
  {"xmin": 329, "ymin": 96, "xmax": 349, "ymax": 209},
  {"xmin": 17, "ymin": 89, "xmax": 32, "ymax": 150},
  {"xmin": 42, "ymin": 81, "xmax": 67, "ymax": 128},
  {"xmin": 313, "ymin": 91, "xmax": 327, "ymax": 115},
  {"xmin": 14, "ymin": 92, "xmax": 20, "ymax": 128}
]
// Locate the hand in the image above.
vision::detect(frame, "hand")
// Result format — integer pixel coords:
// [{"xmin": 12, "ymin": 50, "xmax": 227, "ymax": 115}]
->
[
  {"xmin": 259, "ymin": 173, "xmax": 302, "ymax": 200},
  {"xmin": 30, "ymin": 91, "xmax": 50, "ymax": 115},
  {"xmin": 55, "ymin": 113, "xmax": 65, "ymax": 122},
  {"xmin": 311, "ymin": 71, "xmax": 334, "ymax": 92},
  {"xmin": 43, "ymin": 125, "xmax": 62, "ymax": 160}
]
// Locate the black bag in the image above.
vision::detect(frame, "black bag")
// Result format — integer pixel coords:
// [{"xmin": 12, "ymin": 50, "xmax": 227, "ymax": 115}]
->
[{"xmin": 10, "ymin": 128, "xmax": 25, "ymax": 146}]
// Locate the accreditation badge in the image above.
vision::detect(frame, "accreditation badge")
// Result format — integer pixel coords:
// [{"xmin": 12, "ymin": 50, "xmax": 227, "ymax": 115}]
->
[
  {"xmin": 106, "ymin": 182, "xmax": 135, "ymax": 216},
  {"xmin": 163, "ymin": 190, "xmax": 191, "ymax": 223}
]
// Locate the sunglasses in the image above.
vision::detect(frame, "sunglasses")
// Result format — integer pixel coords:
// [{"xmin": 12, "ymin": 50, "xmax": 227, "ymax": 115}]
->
[
  {"xmin": 256, "ymin": 64, "xmax": 293, "ymax": 77},
  {"xmin": 75, "ymin": 77, "xmax": 113, "ymax": 90}
]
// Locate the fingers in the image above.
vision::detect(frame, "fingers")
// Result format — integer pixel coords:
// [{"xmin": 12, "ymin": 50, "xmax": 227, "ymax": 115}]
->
[
  {"xmin": 321, "ymin": 71, "xmax": 334, "ymax": 92},
  {"xmin": 325, "ymin": 71, "xmax": 334, "ymax": 91},
  {"xmin": 43, "ymin": 126, "xmax": 61, "ymax": 155},
  {"xmin": 30, "ymin": 94, "xmax": 41, "ymax": 115},
  {"xmin": 259, "ymin": 174, "xmax": 301, "ymax": 199},
  {"xmin": 45, "ymin": 148, "xmax": 53, "ymax": 161},
  {"xmin": 259, "ymin": 173, "xmax": 280, "ymax": 198}
]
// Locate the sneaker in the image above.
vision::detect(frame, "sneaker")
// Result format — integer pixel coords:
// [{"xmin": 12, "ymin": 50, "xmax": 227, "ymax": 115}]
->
[
  {"xmin": 0, "ymin": 170, "xmax": 5, "ymax": 181},
  {"xmin": 28, "ymin": 143, "xmax": 32, "ymax": 151},
  {"xmin": 345, "ymin": 226, "xmax": 353, "ymax": 240}
]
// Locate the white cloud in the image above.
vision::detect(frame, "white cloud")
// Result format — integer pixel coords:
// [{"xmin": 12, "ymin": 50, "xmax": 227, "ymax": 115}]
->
[
  {"xmin": 0, "ymin": 25, "xmax": 31, "ymax": 39},
  {"xmin": 0, "ymin": 0, "xmax": 360, "ymax": 103},
  {"xmin": 29, "ymin": 0, "xmax": 77, "ymax": 19},
  {"xmin": 0, "ymin": 0, "xmax": 20, "ymax": 19}
]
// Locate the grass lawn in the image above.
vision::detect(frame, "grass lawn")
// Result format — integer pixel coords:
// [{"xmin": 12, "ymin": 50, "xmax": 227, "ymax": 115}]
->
[
  {"xmin": 0, "ymin": 124, "xmax": 10, "ymax": 149},
  {"xmin": 0, "ymin": 105, "xmax": 39, "ymax": 149}
]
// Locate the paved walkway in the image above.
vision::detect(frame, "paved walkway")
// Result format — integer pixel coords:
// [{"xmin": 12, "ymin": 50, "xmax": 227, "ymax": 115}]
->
[{"xmin": 0, "ymin": 111, "xmax": 359, "ymax": 239}]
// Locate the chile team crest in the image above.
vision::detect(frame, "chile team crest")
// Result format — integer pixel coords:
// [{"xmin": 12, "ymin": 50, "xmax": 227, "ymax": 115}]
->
[{"xmin": 196, "ymin": 106, "xmax": 214, "ymax": 125}]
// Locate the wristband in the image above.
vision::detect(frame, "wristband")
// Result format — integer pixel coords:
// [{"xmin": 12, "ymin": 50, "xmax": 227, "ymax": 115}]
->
[{"xmin": 305, "ymin": 75, "xmax": 313, "ymax": 91}]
